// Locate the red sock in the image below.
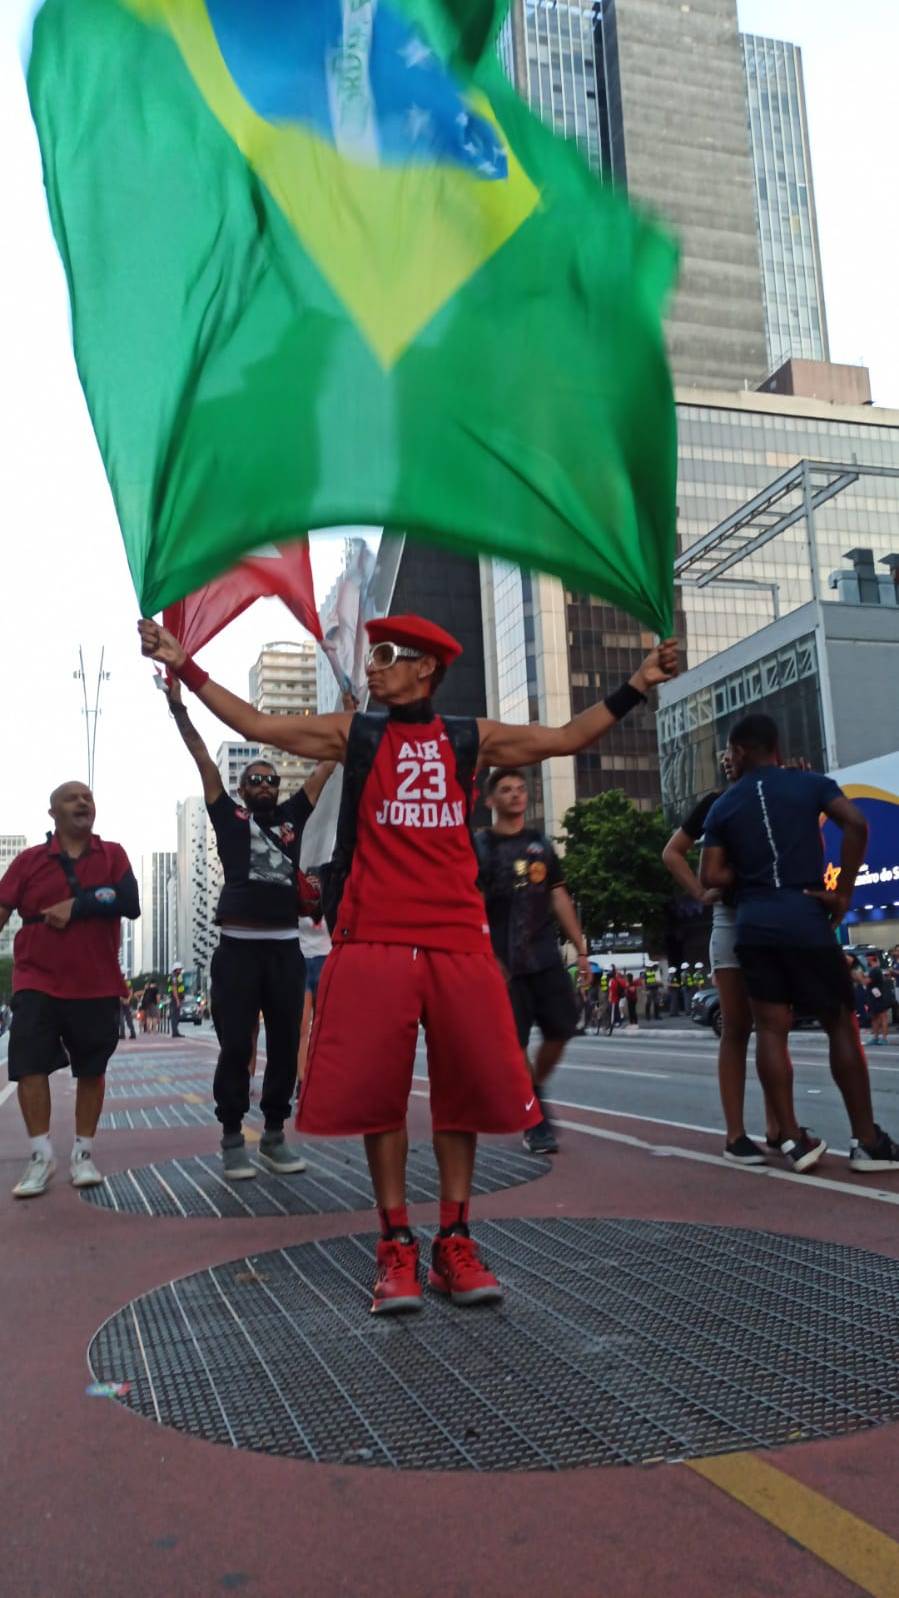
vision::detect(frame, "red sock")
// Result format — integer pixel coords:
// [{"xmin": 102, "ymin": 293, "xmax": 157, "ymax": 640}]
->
[
  {"xmin": 379, "ymin": 1204, "xmax": 410, "ymax": 1238},
  {"xmin": 439, "ymin": 1198, "xmax": 469, "ymax": 1236}
]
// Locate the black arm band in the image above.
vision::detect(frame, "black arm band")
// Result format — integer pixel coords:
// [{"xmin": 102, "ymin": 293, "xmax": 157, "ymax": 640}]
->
[{"xmin": 604, "ymin": 682, "xmax": 647, "ymax": 721}]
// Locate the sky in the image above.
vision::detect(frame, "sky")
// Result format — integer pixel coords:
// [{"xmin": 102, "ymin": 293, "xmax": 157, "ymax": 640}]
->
[{"xmin": 1, "ymin": 0, "xmax": 897, "ymax": 868}]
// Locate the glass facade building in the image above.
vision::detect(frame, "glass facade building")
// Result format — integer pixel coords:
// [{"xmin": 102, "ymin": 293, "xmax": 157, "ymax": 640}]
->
[
  {"xmin": 658, "ymin": 592, "xmax": 899, "ymax": 823},
  {"xmin": 742, "ymin": 34, "xmax": 829, "ymax": 372},
  {"xmin": 677, "ymin": 391, "xmax": 899, "ymax": 667},
  {"xmin": 658, "ymin": 626, "xmax": 826, "ymax": 820},
  {"xmin": 565, "ymin": 596, "xmax": 674, "ymax": 811},
  {"xmin": 498, "ymin": 0, "xmax": 607, "ymax": 173}
]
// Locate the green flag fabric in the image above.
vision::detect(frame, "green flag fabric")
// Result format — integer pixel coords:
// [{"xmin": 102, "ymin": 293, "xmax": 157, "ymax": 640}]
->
[{"xmin": 28, "ymin": 0, "xmax": 679, "ymax": 633}]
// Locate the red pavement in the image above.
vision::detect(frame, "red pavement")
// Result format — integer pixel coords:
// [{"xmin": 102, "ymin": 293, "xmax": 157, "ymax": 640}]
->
[{"xmin": 2, "ymin": 1034, "xmax": 899, "ymax": 1598}]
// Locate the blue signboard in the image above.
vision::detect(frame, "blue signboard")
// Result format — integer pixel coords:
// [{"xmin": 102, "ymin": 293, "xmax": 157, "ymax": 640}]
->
[{"xmin": 822, "ymin": 784, "xmax": 899, "ymax": 923}]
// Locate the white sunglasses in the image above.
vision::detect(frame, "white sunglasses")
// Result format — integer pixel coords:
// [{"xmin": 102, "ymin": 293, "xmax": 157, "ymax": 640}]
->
[{"xmin": 365, "ymin": 642, "xmax": 424, "ymax": 670}]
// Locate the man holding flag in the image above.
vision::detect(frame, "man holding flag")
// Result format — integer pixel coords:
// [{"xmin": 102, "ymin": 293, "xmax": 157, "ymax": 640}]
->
[
  {"xmin": 33, "ymin": 0, "xmax": 682, "ymax": 1305},
  {"xmin": 139, "ymin": 614, "xmax": 677, "ymax": 1313}
]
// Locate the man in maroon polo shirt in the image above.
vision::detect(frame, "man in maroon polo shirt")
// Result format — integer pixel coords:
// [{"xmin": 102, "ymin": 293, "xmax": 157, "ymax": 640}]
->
[{"xmin": 0, "ymin": 781, "xmax": 140, "ymax": 1198}]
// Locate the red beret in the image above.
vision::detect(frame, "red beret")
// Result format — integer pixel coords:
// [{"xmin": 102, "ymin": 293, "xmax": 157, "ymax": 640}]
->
[{"xmin": 366, "ymin": 613, "xmax": 463, "ymax": 667}]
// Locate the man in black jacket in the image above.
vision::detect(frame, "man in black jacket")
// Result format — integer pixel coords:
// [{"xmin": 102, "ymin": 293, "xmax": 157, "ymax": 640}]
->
[{"xmin": 165, "ymin": 681, "xmax": 334, "ymax": 1179}]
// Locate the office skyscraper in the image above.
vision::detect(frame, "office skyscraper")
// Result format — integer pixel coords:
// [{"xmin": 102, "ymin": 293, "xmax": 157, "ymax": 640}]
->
[
  {"xmin": 0, "ymin": 835, "xmax": 26, "ymax": 961},
  {"xmin": 483, "ymin": 1, "xmax": 844, "ymax": 834},
  {"xmin": 742, "ymin": 33, "xmax": 829, "ymax": 372},
  {"xmin": 249, "ymin": 640, "xmax": 318, "ymax": 797},
  {"xmin": 138, "ymin": 851, "xmax": 176, "ymax": 974},
  {"xmin": 600, "ymin": 0, "xmax": 769, "ymax": 389},
  {"xmin": 500, "ymin": 0, "xmax": 769, "ymax": 390},
  {"xmin": 497, "ymin": 0, "xmax": 605, "ymax": 173},
  {"xmin": 176, "ymin": 798, "xmax": 217, "ymax": 981}
]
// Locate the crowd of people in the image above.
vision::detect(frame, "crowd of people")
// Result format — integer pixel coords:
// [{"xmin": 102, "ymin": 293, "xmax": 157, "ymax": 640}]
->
[{"xmin": 3, "ymin": 613, "xmax": 897, "ymax": 1319}]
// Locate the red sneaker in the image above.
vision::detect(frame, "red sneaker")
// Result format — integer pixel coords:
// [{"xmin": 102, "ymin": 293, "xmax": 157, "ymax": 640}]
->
[
  {"xmin": 428, "ymin": 1233, "xmax": 504, "ymax": 1306},
  {"xmin": 371, "ymin": 1237, "xmax": 423, "ymax": 1316}
]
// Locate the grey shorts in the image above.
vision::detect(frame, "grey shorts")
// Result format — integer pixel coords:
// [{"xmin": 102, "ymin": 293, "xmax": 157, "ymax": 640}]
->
[{"xmin": 709, "ymin": 906, "xmax": 739, "ymax": 974}]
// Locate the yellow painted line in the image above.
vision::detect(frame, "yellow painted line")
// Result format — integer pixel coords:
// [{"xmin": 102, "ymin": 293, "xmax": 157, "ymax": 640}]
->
[
  {"xmin": 687, "ymin": 1453, "xmax": 899, "ymax": 1597},
  {"xmin": 182, "ymin": 1093, "xmax": 204, "ymax": 1105},
  {"xmin": 243, "ymin": 1127, "xmax": 261, "ymax": 1145}
]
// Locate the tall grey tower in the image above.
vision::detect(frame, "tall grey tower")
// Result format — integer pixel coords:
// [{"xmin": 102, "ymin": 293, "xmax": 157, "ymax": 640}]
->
[
  {"xmin": 601, "ymin": 0, "xmax": 768, "ymax": 388},
  {"xmin": 742, "ymin": 33, "xmax": 830, "ymax": 372},
  {"xmin": 500, "ymin": 0, "xmax": 769, "ymax": 390}
]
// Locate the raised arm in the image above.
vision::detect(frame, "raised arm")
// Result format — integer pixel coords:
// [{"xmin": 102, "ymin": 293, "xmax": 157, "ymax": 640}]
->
[
  {"xmin": 476, "ymin": 640, "xmax": 678, "ymax": 767},
  {"xmin": 164, "ymin": 678, "xmax": 224, "ymax": 805},
  {"xmin": 302, "ymin": 761, "xmax": 338, "ymax": 808},
  {"xmin": 139, "ymin": 621, "xmax": 352, "ymax": 763}
]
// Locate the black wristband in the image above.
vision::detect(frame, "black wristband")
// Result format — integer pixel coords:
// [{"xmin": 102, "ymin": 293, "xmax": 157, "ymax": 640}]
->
[{"xmin": 604, "ymin": 682, "xmax": 646, "ymax": 720}]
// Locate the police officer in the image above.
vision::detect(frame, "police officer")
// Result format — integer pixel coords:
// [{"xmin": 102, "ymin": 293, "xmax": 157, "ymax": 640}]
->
[
  {"xmin": 644, "ymin": 963, "xmax": 662, "ymax": 1021},
  {"xmin": 167, "ymin": 962, "xmax": 185, "ymax": 1039}
]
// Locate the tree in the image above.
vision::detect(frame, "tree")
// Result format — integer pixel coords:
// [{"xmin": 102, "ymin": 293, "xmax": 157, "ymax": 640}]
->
[
  {"xmin": 0, "ymin": 955, "xmax": 12, "ymax": 1002},
  {"xmin": 557, "ymin": 790, "xmax": 674, "ymax": 950}
]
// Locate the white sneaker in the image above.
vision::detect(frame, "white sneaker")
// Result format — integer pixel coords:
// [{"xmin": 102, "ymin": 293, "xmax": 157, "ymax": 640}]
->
[
  {"xmin": 70, "ymin": 1151, "xmax": 104, "ymax": 1188},
  {"xmin": 13, "ymin": 1152, "xmax": 56, "ymax": 1199}
]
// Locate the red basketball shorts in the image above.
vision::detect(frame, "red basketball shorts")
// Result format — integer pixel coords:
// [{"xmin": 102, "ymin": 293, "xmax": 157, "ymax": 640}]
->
[{"xmin": 296, "ymin": 943, "xmax": 543, "ymax": 1137}]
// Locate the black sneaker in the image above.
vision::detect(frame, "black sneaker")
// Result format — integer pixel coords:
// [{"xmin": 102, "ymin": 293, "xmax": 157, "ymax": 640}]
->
[
  {"xmin": 723, "ymin": 1135, "xmax": 767, "ymax": 1165},
  {"xmin": 523, "ymin": 1119, "xmax": 559, "ymax": 1155},
  {"xmin": 849, "ymin": 1127, "xmax": 899, "ymax": 1173},
  {"xmin": 780, "ymin": 1131, "xmax": 826, "ymax": 1173}
]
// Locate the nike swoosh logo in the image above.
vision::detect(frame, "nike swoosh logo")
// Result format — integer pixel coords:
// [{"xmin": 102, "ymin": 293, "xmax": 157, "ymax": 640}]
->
[{"xmin": 524, "ymin": 1097, "xmax": 536, "ymax": 1112}]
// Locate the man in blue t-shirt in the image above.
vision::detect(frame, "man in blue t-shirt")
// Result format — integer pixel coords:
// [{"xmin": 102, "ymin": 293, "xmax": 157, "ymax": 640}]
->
[{"xmin": 701, "ymin": 712, "xmax": 899, "ymax": 1176}]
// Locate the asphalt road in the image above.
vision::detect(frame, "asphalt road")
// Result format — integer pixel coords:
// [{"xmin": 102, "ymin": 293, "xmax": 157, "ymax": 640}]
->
[
  {"xmin": 5, "ymin": 1015, "xmax": 899, "ymax": 1160},
  {"xmin": 515, "ymin": 1025, "xmax": 899, "ymax": 1155}
]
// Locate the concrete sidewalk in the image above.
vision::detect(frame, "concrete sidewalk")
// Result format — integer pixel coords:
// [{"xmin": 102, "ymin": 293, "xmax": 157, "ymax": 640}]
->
[{"xmin": 2, "ymin": 1035, "xmax": 899, "ymax": 1598}]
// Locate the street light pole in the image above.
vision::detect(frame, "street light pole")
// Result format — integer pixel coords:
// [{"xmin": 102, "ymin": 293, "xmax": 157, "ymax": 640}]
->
[{"xmin": 73, "ymin": 646, "xmax": 111, "ymax": 789}]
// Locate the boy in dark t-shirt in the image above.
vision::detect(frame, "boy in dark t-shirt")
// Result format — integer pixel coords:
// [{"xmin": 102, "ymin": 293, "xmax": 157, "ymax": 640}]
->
[{"xmin": 476, "ymin": 768, "xmax": 587, "ymax": 1155}]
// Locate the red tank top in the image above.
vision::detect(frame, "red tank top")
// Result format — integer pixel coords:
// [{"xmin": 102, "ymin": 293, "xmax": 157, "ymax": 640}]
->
[{"xmin": 334, "ymin": 715, "xmax": 490, "ymax": 952}]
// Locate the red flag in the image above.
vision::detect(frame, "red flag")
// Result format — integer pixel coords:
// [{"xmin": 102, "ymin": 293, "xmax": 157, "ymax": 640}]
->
[{"xmin": 163, "ymin": 541, "xmax": 322, "ymax": 655}]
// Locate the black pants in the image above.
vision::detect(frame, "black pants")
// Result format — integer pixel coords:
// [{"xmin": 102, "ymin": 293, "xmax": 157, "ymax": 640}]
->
[
  {"xmin": 210, "ymin": 936, "xmax": 305, "ymax": 1135},
  {"xmin": 170, "ymin": 999, "xmax": 181, "ymax": 1038},
  {"xmin": 118, "ymin": 1002, "xmax": 136, "ymax": 1040}
]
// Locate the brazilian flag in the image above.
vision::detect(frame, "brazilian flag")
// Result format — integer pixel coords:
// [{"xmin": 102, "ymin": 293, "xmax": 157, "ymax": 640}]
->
[{"xmin": 27, "ymin": 0, "xmax": 678, "ymax": 633}]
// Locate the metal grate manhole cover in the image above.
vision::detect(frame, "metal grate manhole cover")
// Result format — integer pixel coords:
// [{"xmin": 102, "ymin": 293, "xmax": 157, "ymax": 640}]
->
[
  {"xmin": 89, "ymin": 1218, "xmax": 899, "ymax": 1470},
  {"xmin": 100, "ymin": 1105, "xmax": 221, "ymax": 1130},
  {"xmin": 104, "ymin": 1076, "xmax": 215, "ymax": 1101},
  {"xmin": 80, "ymin": 1143, "xmax": 548, "ymax": 1218}
]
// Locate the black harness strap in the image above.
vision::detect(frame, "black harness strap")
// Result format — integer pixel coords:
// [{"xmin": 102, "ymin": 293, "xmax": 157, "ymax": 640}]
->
[{"xmin": 320, "ymin": 710, "xmax": 480, "ymax": 933}]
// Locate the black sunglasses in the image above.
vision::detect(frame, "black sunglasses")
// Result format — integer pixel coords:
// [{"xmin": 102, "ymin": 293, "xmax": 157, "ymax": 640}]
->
[{"xmin": 245, "ymin": 772, "xmax": 280, "ymax": 789}]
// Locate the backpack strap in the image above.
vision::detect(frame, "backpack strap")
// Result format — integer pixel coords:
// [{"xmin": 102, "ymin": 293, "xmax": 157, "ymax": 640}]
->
[
  {"xmin": 321, "ymin": 711, "xmax": 481, "ymax": 934},
  {"xmin": 441, "ymin": 715, "xmax": 480, "ymax": 820},
  {"xmin": 320, "ymin": 712, "xmax": 389, "ymax": 932}
]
